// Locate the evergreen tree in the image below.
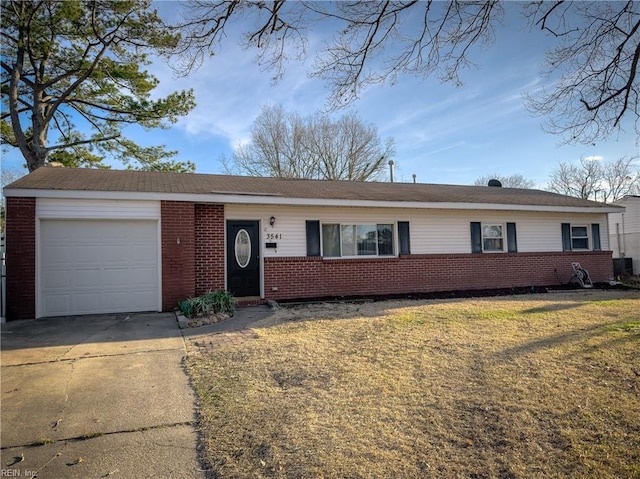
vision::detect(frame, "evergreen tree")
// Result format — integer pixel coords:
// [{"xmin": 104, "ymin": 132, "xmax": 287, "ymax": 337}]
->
[{"xmin": 1, "ymin": 0, "xmax": 196, "ymax": 172}]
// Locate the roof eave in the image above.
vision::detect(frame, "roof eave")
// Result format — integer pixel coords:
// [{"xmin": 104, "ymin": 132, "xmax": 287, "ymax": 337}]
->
[{"xmin": 4, "ymin": 188, "xmax": 625, "ymax": 213}]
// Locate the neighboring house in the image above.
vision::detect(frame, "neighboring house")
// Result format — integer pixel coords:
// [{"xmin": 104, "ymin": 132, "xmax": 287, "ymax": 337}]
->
[
  {"xmin": 608, "ymin": 195, "xmax": 640, "ymax": 276},
  {"xmin": 4, "ymin": 167, "xmax": 623, "ymax": 320}
]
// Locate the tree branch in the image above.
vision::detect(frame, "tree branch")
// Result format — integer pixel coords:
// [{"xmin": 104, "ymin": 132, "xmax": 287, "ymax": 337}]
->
[{"xmin": 45, "ymin": 133, "xmax": 120, "ymax": 154}]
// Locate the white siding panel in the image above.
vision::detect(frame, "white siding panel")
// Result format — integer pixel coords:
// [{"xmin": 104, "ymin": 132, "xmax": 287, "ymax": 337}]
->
[
  {"xmin": 609, "ymin": 198, "xmax": 639, "ymax": 249},
  {"xmin": 616, "ymin": 198, "xmax": 640, "ymax": 233},
  {"xmin": 609, "ymin": 197, "xmax": 640, "ymax": 273},
  {"xmin": 37, "ymin": 198, "xmax": 160, "ymax": 219},
  {"xmin": 225, "ymin": 204, "xmax": 611, "ymax": 256}
]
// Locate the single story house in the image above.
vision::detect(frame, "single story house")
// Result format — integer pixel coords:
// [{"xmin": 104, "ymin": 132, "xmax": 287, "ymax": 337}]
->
[
  {"xmin": 608, "ymin": 195, "xmax": 640, "ymax": 275},
  {"xmin": 4, "ymin": 167, "xmax": 623, "ymax": 320}
]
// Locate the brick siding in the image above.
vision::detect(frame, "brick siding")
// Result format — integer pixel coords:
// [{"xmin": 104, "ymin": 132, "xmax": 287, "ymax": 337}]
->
[
  {"xmin": 195, "ymin": 204, "xmax": 225, "ymax": 295},
  {"xmin": 161, "ymin": 201, "xmax": 196, "ymax": 310},
  {"xmin": 5, "ymin": 197, "xmax": 36, "ymax": 320},
  {"xmin": 264, "ymin": 251, "xmax": 614, "ymax": 301}
]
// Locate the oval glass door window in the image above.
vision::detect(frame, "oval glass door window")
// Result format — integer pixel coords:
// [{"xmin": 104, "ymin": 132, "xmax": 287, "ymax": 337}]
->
[{"xmin": 234, "ymin": 229, "xmax": 251, "ymax": 268}]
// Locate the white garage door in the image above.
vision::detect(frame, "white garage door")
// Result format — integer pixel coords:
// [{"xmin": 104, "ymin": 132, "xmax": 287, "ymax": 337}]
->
[{"xmin": 40, "ymin": 219, "xmax": 160, "ymax": 317}]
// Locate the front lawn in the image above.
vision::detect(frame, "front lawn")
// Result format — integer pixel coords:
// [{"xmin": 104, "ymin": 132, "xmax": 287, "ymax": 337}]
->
[{"xmin": 188, "ymin": 290, "xmax": 640, "ymax": 479}]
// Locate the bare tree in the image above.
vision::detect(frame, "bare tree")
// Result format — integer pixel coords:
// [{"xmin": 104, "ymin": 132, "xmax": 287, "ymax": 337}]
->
[
  {"xmin": 176, "ymin": 1, "xmax": 501, "ymax": 109},
  {"xmin": 473, "ymin": 173, "xmax": 536, "ymax": 188},
  {"xmin": 174, "ymin": 1, "xmax": 639, "ymax": 144},
  {"xmin": 226, "ymin": 105, "xmax": 394, "ymax": 181},
  {"xmin": 603, "ymin": 155, "xmax": 640, "ymax": 201},
  {"xmin": 1, "ymin": 166, "xmax": 25, "ymax": 189},
  {"xmin": 1, "ymin": 166, "xmax": 27, "ymax": 229},
  {"xmin": 524, "ymin": 1, "xmax": 640, "ymax": 145},
  {"xmin": 229, "ymin": 106, "xmax": 318, "ymax": 178},
  {"xmin": 547, "ymin": 155, "xmax": 640, "ymax": 202}
]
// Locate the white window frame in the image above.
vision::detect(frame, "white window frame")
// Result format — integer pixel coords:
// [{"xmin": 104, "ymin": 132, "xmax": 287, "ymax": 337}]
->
[
  {"xmin": 320, "ymin": 222, "xmax": 396, "ymax": 258},
  {"xmin": 481, "ymin": 223, "xmax": 506, "ymax": 253},
  {"xmin": 570, "ymin": 225, "xmax": 590, "ymax": 250}
]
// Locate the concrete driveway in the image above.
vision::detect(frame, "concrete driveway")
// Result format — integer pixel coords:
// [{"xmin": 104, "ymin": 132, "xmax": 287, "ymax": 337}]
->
[{"xmin": 1, "ymin": 312, "xmax": 205, "ymax": 478}]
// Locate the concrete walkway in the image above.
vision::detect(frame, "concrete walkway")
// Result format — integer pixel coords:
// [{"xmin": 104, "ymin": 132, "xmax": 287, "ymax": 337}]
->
[{"xmin": 1, "ymin": 312, "xmax": 205, "ymax": 479}]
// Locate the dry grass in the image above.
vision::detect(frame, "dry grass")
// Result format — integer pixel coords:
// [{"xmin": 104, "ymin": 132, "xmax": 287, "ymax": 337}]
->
[{"xmin": 187, "ymin": 290, "xmax": 640, "ymax": 479}]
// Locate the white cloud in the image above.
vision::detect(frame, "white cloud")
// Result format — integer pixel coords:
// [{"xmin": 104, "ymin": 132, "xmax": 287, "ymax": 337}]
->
[{"xmin": 149, "ymin": 33, "xmax": 328, "ymax": 150}]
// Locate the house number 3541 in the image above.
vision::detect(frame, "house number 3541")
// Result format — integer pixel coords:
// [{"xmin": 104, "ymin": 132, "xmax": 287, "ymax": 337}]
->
[{"xmin": 265, "ymin": 233, "xmax": 282, "ymax": 240}]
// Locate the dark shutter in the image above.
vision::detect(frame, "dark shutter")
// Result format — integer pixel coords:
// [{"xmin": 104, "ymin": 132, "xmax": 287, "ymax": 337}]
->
[
  {"xmin": 306, "ymin": 220, "xmax": 320, "ymax": 256},
  {"xmin": 470, "ymin": 222, "xmax": 482, "ymax": 253},
  {"xmin": 507, "ymin": 222, "xmax": 518, "ymax": 253},
  {"xmin": 398, "ymin": 221, "xmax": 411, "ymax": 255},
  {"xmin": 561, "ymin": 223, "xmax": 571, "ymax": 251},
  {"xmin": 591, "ymin": 223, "xmax": 601, "ymax": 251}
]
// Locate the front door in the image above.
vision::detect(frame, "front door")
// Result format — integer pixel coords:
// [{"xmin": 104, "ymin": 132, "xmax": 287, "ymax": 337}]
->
[{"xmin": 226, "ymin": 221, "xmax": 260, "ymax": 297}]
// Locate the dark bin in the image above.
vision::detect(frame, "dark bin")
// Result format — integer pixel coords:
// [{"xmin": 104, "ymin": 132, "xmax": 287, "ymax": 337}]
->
[{"xmin": 613, "ymin": 258, "xmax": 633, "ymax": 276}]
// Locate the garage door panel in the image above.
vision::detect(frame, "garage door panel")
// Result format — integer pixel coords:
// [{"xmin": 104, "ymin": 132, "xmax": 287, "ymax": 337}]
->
[
  {"xmin": 42, "ymin": 221, "xmax": 70, "ymax": 239},
  {"xmin": 100, "ymin": 245, "xmax": 129, "ymax": 262},
  {"xmin": 75, "ymin": 246, "xmax": 104, "ymax": 262},
  {"xmin": 75, "ymin": 268, "xmax": 106, "ymax": 288},
  {"xmin": 40, "ymin": 220, "xmax": 160, "ymax": 317},
  {"xmin": 43, "ymin": 270, "xmax": 72, "ymax": 289},
  {"xmin": 75, "ymin": 293, "xmax": 104, "ymax": 313},
  {"xmin": 44, "ymin": 245, "xmax": 71, "ymax": 264},
  {"xmin": 43, "ymin": 295, "xmax": 72, "ymax": 316},
  {"xmin": 130, "ymin": 223, "xmax": 156, "ymax": 239},
  {"xmin": 131, "ymin": 245, "xmax": 156, "ymax": 262},
  {"xmin": 126, "ymin": 268, "xmax": 157, "ymax": 284},
  {"xmin": 100, "ymin": 268, "xmax": 126, "ymax": 285}
]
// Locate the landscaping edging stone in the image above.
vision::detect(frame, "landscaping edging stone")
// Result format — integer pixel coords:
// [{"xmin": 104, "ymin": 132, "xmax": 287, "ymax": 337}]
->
[{"xmin": 175, "ymin": 311, "xmax": 232, "ymax": 329}]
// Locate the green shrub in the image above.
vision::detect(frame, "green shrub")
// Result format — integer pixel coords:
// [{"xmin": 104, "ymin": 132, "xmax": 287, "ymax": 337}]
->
[
  {"xmin": 178, "ymin": 290, "xmax": 236, "ymax": 318},
  {"xmin": 202, "ymin": 290, "xmax": 237, "ymax": 314},
  {"xmin": 178, "ymin": 298, "xmax": 195, "ymax": 318}
]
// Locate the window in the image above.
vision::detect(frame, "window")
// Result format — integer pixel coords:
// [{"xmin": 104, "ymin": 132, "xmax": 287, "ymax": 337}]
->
[
  {"xmin": 322, "ymin": 224, "xmax": 340, "ymax": 257},
  {"xmin": 377, "ymin": 224, "xmax": 394, "ymax": 255},
  {"xmin": 561, "ymin": 223, "xmax": 599, "ymax": 251},
  {"xmin": 482, "ymin": 224, "xmax": 504, "ymax": 252},
  {"xmin": 321, "ymin": 223, "xmax": 394, "ymax": 257},
  {"xmin": 471, "ymin": 222, "xmax": 517, "ymax": 253},
  {"xmin": 571, "ymin": 226, "xmax": 589, "ymax": 250}
]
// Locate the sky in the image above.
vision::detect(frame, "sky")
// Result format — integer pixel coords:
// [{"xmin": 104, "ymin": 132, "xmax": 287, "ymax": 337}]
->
[{"xmin": 3, "ymin": 1, "xmax": 638, "ymax": 188}]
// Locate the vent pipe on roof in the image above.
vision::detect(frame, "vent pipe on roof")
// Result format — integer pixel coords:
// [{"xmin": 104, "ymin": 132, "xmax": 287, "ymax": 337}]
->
[
  {"xmin": 488, "ymin": 179, "xmax": 502, "ymax": 187},
  {"xmin": 388, "ymin": 160, "xmax": 395, "ymax": 183}
]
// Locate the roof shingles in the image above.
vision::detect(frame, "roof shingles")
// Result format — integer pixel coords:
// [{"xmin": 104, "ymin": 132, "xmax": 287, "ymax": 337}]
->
[{"xmin": 6, "ymin": 166, "xmax": 614, "ymax": 209}]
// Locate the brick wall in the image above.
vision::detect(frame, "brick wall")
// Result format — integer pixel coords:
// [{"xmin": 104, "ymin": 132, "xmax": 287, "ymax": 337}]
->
[
  {"xmin": 264, "ymin": 251, "xmax": 614, "ymax": 301},
  {"xmin": 5, "ymin": 197, "xmax": 36, "ymax": 320},
  {"xmin": 195, "ymin": 204, "xmax": 225, "ymax": 295},
  {"xmin": 161, "ymin": 201, "xmax": 196, "ymax": 310}
]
